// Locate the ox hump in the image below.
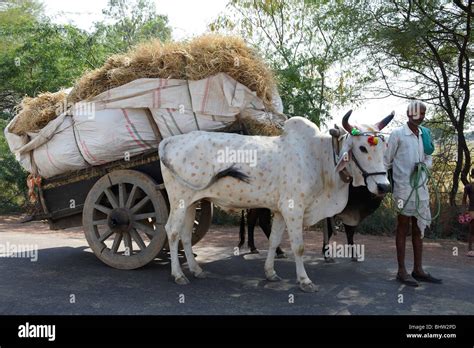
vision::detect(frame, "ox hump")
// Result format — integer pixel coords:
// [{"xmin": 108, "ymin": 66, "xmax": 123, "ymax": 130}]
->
[{"xmin": 283, "ymin": 116, "xmax": 320, "ymax": 139}]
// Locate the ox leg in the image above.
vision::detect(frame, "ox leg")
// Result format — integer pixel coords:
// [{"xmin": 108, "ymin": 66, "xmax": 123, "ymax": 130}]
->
[
  {"xmin": 264, "ymin": 212, "xmax": 285, "ymax": 282},
  {"xmin": 283, "ymin": 214, "xmax": 317, "ymax": 293},
  {"xmin": 260, "ymin": 209, "xmax": 286, "ymax": 258},
  {"xmin": 180, "ymin": 204, "xmax": 206, "ymax": 278},
  {"xmin": 165, "ymin": 207, "xmax": 189, "ymax": 285},
  {"xmin": 323, "ymin": 218, "xmax": 335, "ymax": 263},
  {"xmin": 238, "ymin": 210, "xmax": 245, "ymax": 249},
  {"xmin": 345, "ymin": 225, "xmax": 358, "ymax": 261},
  {"xmin": 247, "ymin": 209, "xmax": 259, "ymax": 253}
]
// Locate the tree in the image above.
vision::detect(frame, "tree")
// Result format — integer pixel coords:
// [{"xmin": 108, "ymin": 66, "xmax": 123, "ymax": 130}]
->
[
  {"xmin": 210, "ymin": 0, "xmax": 371, "ymax": 127},
  {"xmin": 357, "ymin": 0, "xmax": 473, "ymax": 205},
  {"xmin": 95, "ymin": 0, "xmax": 172, "ymax": 54}
]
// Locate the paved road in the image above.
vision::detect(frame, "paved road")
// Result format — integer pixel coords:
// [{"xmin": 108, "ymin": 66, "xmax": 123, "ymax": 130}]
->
[{"xmin": 0, "ymin": 216, "xmax": 473, "ymax": 315}]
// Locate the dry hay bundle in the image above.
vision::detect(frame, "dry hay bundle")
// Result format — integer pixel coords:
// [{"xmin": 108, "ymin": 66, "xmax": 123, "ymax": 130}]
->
[
  {"xmin": 68, "ymin": 35, "xmax": 276, "ymax": 106},
  {"xmin": 240, "ymin": 118, "xmax": 283, "ymax": 136},
  {"xmin": 11, "ymin": 35, "xmax": 277, "ymax": 136},
  {"xmin": 9, "ymin": 91, "xmax": 67, "ymax": 135}
]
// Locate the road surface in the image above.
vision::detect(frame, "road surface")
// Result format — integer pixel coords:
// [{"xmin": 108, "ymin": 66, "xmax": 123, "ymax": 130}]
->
[{"xmin": 0, "ymin": 215, "xmax": 472, "ymax": 315}]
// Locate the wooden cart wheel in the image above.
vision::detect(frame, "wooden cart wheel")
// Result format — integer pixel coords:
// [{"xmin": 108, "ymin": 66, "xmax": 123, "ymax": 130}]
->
[{"xmin": 83, "ymin": 170, "xmax": 168, "ymax": 270}]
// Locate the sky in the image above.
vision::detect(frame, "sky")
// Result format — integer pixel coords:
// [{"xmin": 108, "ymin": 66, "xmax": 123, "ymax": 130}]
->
[{"xmin": 43, "ymin": 0, "xmax": 413, "ymax": 129}]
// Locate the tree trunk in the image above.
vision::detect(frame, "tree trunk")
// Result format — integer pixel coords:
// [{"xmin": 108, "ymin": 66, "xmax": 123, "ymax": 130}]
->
[{"xmin": 449, "ymin": 129, "xmax": 466, "ymax": 206}]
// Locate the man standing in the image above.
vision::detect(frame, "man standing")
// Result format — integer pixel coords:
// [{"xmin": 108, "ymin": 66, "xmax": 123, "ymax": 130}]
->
[{"xmin": 384, "ymin": 101, "xmax": 442, "ymax": 287}]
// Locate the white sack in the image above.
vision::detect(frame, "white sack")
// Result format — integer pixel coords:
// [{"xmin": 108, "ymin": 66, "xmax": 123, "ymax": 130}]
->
[{"xmin": 5, "ymin": 73, "xmax": 286, "ymax": 178}]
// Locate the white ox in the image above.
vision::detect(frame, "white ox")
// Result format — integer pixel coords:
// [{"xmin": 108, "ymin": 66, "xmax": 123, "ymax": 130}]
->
[{"xmin": 159, "ymin": 111, "xmax": 394, "ymax": 292}]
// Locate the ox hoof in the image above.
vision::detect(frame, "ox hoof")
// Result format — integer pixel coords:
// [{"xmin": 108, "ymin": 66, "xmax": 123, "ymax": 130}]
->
[
  {"xmin": 249, "ymin": 248, "xmax": 259, "ymax": 254},
  {"xmin": 193, "ymin": 270, "xmax": 209, "ymax": 279},
  {"xmin": 266, "ymin": 273, "xmax": 282, "ymax": 282},
  {"xmin": 175, "ymin": 275, "xmax": 190, "ymax": 285},
  {"xmin": 276, "ymin": 252, "xmax": 287, "ymax": 259},
  {"xmin": 351, "ymin": 257, "xmax": 360, "ymax": 262},
  {"xmin": 324, "ymin": 257, "xmax": 336, "ymax": 263},
  {"xmin": 299, "ymin": 282, "xmax": 318, "ymax": 293}
]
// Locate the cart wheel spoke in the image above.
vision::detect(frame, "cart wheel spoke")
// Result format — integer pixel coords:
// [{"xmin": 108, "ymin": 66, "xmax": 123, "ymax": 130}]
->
[
  {"xmin": 124, "ymin": 232, "xmax": 133, "ymax": 255},
  {"xmin": 133, "ymin": 221, "xmax": 157, "ymax": 236},
  {"xmin": 104, "ymin": 188, "xmax": 119, "ymax": 209},
  {"xmin": 130, "ymin": 228, "xmax": 146, "ymax": 250},
  {"xmin": 92, "ymin": 219, "xmax": 108, "ymax": 226},
  {"xmin": 125, "ymin": 185, "xmax": 138, "ymax": 209},
  {"xmin": 118, "ymin": 183, "xmax": 126, "ymax": 207},
  {"xmin": 133, "ymin": 212, "xmax": 159, "ymax": 221},
  {"xmin": 130, "ymin": 196, "xmax": 150, "ymax": 214},
  {"xmin": 111, "ymin": 233, "xmax": 122, "ymax": 253},
  {"xmin": 94, "ymin": 204, "xmax": 112, "ymax": 215},
  {"xmin": 99, "ymin": 228, "xmax": 114, "ymax": 243}
]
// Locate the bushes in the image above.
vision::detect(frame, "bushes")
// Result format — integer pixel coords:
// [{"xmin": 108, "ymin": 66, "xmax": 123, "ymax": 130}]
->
[
  {"xmin": 212, "ymin": 207, "xmax": 241, "ymax": 226},
  {"xmin": 0, "ymin": 118, "xmax": 28, "ymax": 213}
]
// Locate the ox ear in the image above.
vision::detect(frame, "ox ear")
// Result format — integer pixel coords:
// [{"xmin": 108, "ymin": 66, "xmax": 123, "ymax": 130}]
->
[
  {"xmin": 335, "ymin": 138, "xmax": 352, "ymax": 172},
  {"xmin": 335, "ymin": 150, "xmax": 352, "ymax": 172}
]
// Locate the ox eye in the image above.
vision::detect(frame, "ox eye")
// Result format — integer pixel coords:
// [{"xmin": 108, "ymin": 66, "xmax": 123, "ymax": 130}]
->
[{"xmin": 359, "ymin": 146, "xmax": 368, "ymax": 153}]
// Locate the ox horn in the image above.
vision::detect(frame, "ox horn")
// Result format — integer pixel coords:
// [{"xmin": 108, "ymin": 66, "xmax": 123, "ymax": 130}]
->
[
  {"xmin": 342, "ymin": 110, "xmax": 353, "ymax": 133},
  {"xmin": 376, "ymin": 111, "xmax": 395, "ymax": 131}
]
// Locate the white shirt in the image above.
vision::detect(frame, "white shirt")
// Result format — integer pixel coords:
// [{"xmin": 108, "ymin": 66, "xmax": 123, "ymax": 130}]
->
[{"xmin": 384, "ymin": 123, "xmax": 432, "ymax": 202}]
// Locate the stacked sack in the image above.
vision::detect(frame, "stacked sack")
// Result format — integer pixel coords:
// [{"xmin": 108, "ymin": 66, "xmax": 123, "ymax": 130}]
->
[{"xmin": 5, "ymin": 35, "xmax": 286, "ymax": 178}]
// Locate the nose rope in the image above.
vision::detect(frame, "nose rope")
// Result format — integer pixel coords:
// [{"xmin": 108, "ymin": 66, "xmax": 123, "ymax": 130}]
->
[{"xmin": 351, "ymin": 153, "xmax": 387, "ymax": 187}]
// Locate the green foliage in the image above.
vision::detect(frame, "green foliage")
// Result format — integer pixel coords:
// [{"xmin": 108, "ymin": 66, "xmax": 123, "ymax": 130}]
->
[
  {"xmin": 354, "ymin": 200, "xmax": 397, "ymax": 236},
  {"xmin": 95, "ymin": 0, "xmax": 172, "ymax": 53},
  {"xmin": 212, "ymin": 207, "xmax": 241, "ymax": 226},
  {"xmin": 210, "ymin": 0, "xmax": 372, "ymax": 126},
  {"xmin": 0, "ymin": 118, "xmax": 28, "ymax": 213},
  {"xmin": 0, "ymin": 0, "xmax": 172, "ymax": 213}
]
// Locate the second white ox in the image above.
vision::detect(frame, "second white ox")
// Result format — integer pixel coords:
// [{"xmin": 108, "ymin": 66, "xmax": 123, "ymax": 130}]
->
[{"xmin": 159, "ymin": 111, "xmax": 394, "ymax": 292}]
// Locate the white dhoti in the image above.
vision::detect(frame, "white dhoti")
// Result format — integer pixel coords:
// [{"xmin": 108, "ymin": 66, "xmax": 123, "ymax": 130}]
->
[{"xmin": 395, "ymin": 197, "xmax": 431, "ymax": 238}]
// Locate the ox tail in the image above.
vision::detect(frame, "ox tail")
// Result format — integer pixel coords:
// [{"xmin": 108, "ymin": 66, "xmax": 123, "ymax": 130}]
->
[{"xmin": 213, "ymin": 165, "xmax": 251, "ymax": 184}]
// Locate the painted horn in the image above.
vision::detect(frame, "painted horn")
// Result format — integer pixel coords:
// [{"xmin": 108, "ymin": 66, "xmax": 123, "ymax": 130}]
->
[
  {"xmin": 376, "ymin": 111, "xmax": 395, "ymax": 130},
  {"xmin": 342, "ymin": 110, "xmax": 353, "ymax": 133}
]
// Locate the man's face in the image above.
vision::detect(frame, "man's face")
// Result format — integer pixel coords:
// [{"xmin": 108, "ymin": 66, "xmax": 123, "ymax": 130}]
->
[{"xmin": 407, "ymin": 108, "xmax": 425, "ymax": 126}]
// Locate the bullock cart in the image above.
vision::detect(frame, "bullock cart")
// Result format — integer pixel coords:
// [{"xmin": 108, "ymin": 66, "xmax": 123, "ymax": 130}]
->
[{"xmin": 30, "ymin": 147, "xmax": 213, "ymax": 270}]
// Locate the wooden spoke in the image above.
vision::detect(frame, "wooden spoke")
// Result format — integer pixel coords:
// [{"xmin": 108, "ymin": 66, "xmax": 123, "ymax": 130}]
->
[
  {"xmin": 99, "ymin": 229, "xmax": 114, "ymax": 243},
  {"xmin": 118, "ymin": 183, "xmax": 126, "ymax": 207},
  {"xmin": 130, "ymin": 196, "xmax": 150, "ymax": 214},
  {"xmin": 123, "ymin": 232, "xmax": 133, "ymax": 255},
  {"xmin": 125, "ymin": 185, "xmax": 138, "ymax": 209},
  {"xmin": 104, "ymin": 188, "xmax": 119, "ymax": 209},
  {"xmin": 111, "ymin": 233, "xmax": 122, "ymax": 253},
  {"xmin": 133, "ymin": 212, "xmax": 158, "ymax": 221},
  {"xmin": 92, "ymin": 219, "xmax": 108, "ymax": 226},
  {"xmin": 94, "ymin": 204, "xmax": 112, "ymax": 215},
  {"xmin": 133, "ymin": 221, "xmax": 157, "ymax": 236},
  {"xmin": 129, "ymin": 229, "xmax": 146, "ymax": 250}
]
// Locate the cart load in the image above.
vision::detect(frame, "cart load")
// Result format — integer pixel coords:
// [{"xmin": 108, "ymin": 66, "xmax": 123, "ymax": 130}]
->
[{"xmin": 5, "ymin": 35, "xmax": 285, "ymax": 179}]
